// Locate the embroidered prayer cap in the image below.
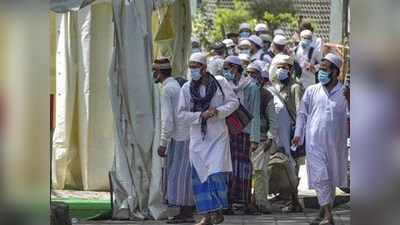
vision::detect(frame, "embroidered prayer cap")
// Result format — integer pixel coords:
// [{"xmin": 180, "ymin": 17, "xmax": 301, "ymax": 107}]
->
[
  {"xmin": 153, "ymin": 57, "xmax": 171, "ymax": 70},
  {"xmin": 322, "ymin": 53, "xmax": 342, "ymax": 69},
  {"xmin": 189, "ymin": 52, "xmax": 207, "ymax": 65}
]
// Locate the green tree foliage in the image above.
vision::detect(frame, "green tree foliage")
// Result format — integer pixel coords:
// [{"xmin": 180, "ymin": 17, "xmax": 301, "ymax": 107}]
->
[
  {"xmin": 247, "ymin": 0, "xmax": 296, "ymax": 20},
  {"xmin": 192, "ymin": 0, "xmax": 298, "ymax": 49},
  {"xmin": 263, "ymin": 12, "xmax": 298, "ymax": 33}
]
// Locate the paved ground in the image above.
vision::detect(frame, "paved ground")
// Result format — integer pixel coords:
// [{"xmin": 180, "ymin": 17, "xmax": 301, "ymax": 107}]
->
[{"xmin": 77, "ymin": 204, "xmax": 350, "ymax": 225}]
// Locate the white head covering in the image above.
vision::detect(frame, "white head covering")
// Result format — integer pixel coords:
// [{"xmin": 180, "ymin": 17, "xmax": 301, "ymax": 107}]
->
[
  {"xmin": 323, "ymin": 53, "xmax": 342, "ymax": 68},
  {"xmin": 272, "ymin": 54, "xmax": 294, "ymax": 66},
  {"xmin": 238, "ymin": 39, "xmax": 252, "ymax": 48},
  {"xmin": 268, "ymin": 54, "xmax": 293, "ymax": 81},
  {"xmin": 207, "ymin": 58, "xmax": 224, "ymax": 76},
  {"xmin": 273, "ymin": 29, "xmax": 285, "ymax": 36},
  {"xmin": 189, "ymin": 52, "xmax": 207, "ymax": 65},
  {"xmin": 248, "ymin": 35, "xmax": 263, "ymax": 48},
  {"xmin": 238, "ymin": 53, "xmax": 250, "ymax": 62},
  {"xmin": 224, "ymin": 55, "xmax": 242, "ymax": 66},
  {"xmin": 300, "ymin": 29, "xmax": 313, "ymax": 39},
  {"xmin": 273, "ymin": 34, "xmax": 288, "ymax": 45},
  {"xmin": 247, "ymin": 61, "xmax": 262, "ymax": 72},
  {"xmin": 255, "ymin": 23, "xmax": 267, "ymax": 32},
  {"xmin": 239, "ymin": 23, "xmax": 250, "ymax": 31},
  {"xmin": 223, "ymin": 38, "xmax": 235, "ymax": 48}
]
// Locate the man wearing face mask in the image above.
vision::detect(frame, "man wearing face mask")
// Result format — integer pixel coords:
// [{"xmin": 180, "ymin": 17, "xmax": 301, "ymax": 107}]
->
[
  {"xmin": 267, "ymin": 54, "xmax": 303, "ymax": 212},
  {"xmin": 294, "ymin": 29, "xmax": 322, "ymax": 89},
  {"xmin": 239, "ymin": 23, "xmax": 252, "ymax": 38},
  {"xmin": 292, "ymin": 53, "xmax": 348, "ymax": 225},
  {"xmin": 248, "ymin": 35, "xmax": 265, "ymax": 62},
  {"xmin": 222, "ymin": 56, "xmax": 259, "ymax": 214},
  {"xmin": 208, "ymin": 42, "xmax": 226, "ymax": 77},
  {"xmin": 178, "ymin": 52, "xmax": 239, "ymax": 225},
  {"xmin": 223, "ymin": 38, "xmax": 237, "ymax": 56},
  {"xmin": 152, "ymin": 58, "xmax": 194, "ymax": 223},
  {"xmin": 263, "ymin": 35, "xmax": 288, "ymax": 66},
  {"xmin": 238, "ymin": 39, "xmax": 252, "ymax": 56}
]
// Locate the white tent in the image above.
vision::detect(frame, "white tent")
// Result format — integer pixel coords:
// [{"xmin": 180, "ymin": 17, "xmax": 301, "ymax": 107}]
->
[{"xmin": 51, "ymin": 0, "xmax": 192, "ymax": 220}]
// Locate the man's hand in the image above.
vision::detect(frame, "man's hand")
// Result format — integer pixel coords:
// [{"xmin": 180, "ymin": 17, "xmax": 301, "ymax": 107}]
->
[
  {"xmin": 308, "ymin": 64, "xmax": 316, "ymax": 73},
  {"xmin": 292, "ymin": 136, "xmax": 301, "ymax": 146},
  {"xmin": 158, "ymin": 146, "xmax": 167, "ymax": 157},
  {"xmin": 201, "ymin": 108, "xmax": 218, "ymax": 119},
  {"xmin": 208, "ymin": 107, "xmax": 218, "ymax": 117},
  {"xmin": 201, "ymin": 110, "xmax": 213, "ymax": 119},
  {"xmin": 250, "ymin": 142, "xmax": 258, "ymax": 152}
]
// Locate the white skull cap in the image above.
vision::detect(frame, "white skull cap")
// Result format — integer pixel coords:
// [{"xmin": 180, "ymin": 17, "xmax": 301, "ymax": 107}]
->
[
  {"xmin": 239, "ymin": 23, "xmax": 251, "ymax": 31},
  {"xmin": 224, "ymin": 55, "xmax": 242, "ymax": 66},
  {"xmin": 272, "ymin": 54, "xmax": 294, "ymax": 66},
  {"xmin": 300, "ymin": 29, "xmax": 313, "ymax": 38},
  {"xmin": 238, "ymin": 39, "xmax": 252, "ymax": 47},
  {"xmin": 223, "ymin": 39, "xmax": 235, "ymax": 47},
  {"xmin": 273, "ymin": 34, "xmax": 288, "ymax": 45},
  {"xmin": 189, "ymin": 52, "xmax": 207, "ymax": 65},
  {"xmin": 248, "ymin": 35, "xmax": 264, "ymax": 48},
  {"xmin": 255, "ymin": 23, "xmax": 267, "ymax": 32},
  {"xmin": 322, "ymin": 53, "xmax": 342, "ymax": 68}
]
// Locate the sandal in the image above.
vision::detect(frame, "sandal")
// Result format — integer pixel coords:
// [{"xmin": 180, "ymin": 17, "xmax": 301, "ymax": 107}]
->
[
  {"xmin": 211, "ymin": 212, "xmax": 224, "ymax": 224},
  {"xmin": 319, "ymin": 218, "xmax": 335, "ymax": 225},
  {"xmin": 166, "ymin": 215, "xmax": 195, "ymax": 224},
  {"xmin": 195, "ymin": 217, "xmax": 213, "ymax": 225},
  {"xmin": 281, "ymin": 203, "xmax": 303, "ymax": 213}
]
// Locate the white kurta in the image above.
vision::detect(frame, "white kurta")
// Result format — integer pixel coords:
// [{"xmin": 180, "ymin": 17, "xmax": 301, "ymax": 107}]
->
[
  {"xmin": 226, "ymin": 75, "xmax": 251, "ymax": 103},
  {"xmin": 295, "ymin": 82, "xmax": 349, "ymax": 205},
  {"xmin": 177, "ymin": 75, "xmax": 239, "ymax": 183},
  {"xmin": 294, "ymin": 45, "xmax": 322, "ymax": 89},
  {"xmin": 160, "ymin": 77, "xmax": 190, "ymax": 147}
]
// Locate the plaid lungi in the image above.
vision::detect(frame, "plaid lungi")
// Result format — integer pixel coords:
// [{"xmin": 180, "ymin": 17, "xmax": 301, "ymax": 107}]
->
[
  {"xmin": 228, "ymin": 132, "xmax": 252, "ymax": 204},
  {"xmin": 192, "ymin": 168, "xmax": 229, "ymax": 214}
]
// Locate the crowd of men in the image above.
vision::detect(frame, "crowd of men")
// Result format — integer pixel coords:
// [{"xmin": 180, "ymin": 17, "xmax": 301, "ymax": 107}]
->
[{"xmin": 152, "ymin": 20, "xmax": 350, "ymax": 225}]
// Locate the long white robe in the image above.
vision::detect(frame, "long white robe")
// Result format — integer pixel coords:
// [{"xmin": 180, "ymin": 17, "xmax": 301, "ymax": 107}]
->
[
  {"xmin": 177, "ymin": 75, "xmax": 239, "ymax": 183},
  {"xmin": 295, "ymin": 82, "xmax": 349, "ymax": 205}
]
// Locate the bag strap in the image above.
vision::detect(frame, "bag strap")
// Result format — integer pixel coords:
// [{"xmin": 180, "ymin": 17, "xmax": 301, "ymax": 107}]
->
[
  {"xmin": 267, "ymin": 86, "xmax": 296, "ymax": 123},
  {"xmin": 211, "ymin": 75, "xmax": 226, "ymax": 100},
  {"xmin": 308, "ymin": 46, "xmax": 314, "ymax": 62}
]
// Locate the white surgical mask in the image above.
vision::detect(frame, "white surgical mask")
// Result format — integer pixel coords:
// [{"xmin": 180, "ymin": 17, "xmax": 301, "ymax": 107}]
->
[
  {"xmin": 239, "ymin": 49, "xmax": 251, "ymax": 55},
  {"xmin": 190, "ymin": 68, "xmax": 202, "ymax": 81}
]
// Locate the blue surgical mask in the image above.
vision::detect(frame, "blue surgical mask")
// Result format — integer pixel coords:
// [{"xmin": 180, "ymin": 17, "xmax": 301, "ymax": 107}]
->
[
  {"xmin": 223, "ymin": 69, "xmax": 235, "ymax": 81},
  {"xmin": 192, "ymin": 48, "xmax": 201, "ymax": 53},
  {"xmin": 318, "ymin": 70, "xmax": 331, "ymax": 85},
  {"xmin": 276, "ymin": 68, "xmax": 289, "ymax": 80},
  {"xmin": 300, "ymin": 39, "xmax": 312, "ymax": 49},
  {"xmin": 190, "ymin": 68, "xmax": 202, "ymax": 81},
  {"xmin": 240, "ymin": 31, "xmax": 250, "ymax": 38}
]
